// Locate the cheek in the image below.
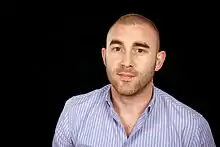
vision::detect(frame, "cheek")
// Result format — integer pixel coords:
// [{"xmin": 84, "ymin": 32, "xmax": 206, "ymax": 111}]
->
[
  {"xmin": 134, "ymin": 57, "xmax": 156, "ymax": 71},
  {"xmin": 106, "ymin": 58, "xmax": 117, "ymax": 73},
  {"xmin": 106, "ymin": 55, "xmax": 121, "ymax": 68},
  {"xmin": 108, "ymin": 53, "xmax": 122, "ymax": 61}
]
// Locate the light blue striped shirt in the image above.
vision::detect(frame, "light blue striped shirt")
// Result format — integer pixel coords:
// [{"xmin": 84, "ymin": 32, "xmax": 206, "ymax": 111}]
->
[{"xmin": 52, "ymin": 84, "xmax": 216, "ymax": 147}]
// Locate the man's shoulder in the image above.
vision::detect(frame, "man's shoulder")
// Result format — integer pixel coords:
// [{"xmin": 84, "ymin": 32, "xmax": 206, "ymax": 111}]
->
[
  {"xmin": 64, "ymin": 84, "xmax": 110, "ymax": 109},
  {"xmin": 155, "ymin": 87, "xmax": 204, "ymax": 122},
  {"xmin": 155, "ymin": 87, "xmax": 215, "ymax": 146}
]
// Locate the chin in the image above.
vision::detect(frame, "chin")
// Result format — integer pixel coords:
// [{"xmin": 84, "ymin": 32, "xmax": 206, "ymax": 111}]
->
[
  {"xmin": 114, "ymin": 82, "xmax": 139, "ymax": 96},
  {"xmin": 118, "ymin": 90, "xmax": 138, "ymax": 96}
]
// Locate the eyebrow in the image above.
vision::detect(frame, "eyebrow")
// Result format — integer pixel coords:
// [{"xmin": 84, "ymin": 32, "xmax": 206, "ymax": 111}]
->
[
  {"xmin": 133, "ymin": 41, "xmax": 150, "ymax": 48},
  {"xmin": 109, "ymin": 39, "xmax": 150, "ymax": 48},
  {"xmin": 109, "ymin": 39, "xmax": 124, "ymax": 46}
]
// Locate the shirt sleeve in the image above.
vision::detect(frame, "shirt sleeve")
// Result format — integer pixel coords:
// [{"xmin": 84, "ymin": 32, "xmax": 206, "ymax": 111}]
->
[
  {"xmin": 190, "ymin": 116, "xmax": 216, "ymax": 147},
  {"xmin": 52, "ymin": 100, "xmax": 74, "ymax": 147}
]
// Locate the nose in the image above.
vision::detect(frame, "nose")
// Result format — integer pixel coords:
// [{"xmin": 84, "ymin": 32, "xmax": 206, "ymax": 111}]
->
[{"xmin": 121, "ymin": 53, "xmax": 133, "ymax": 67}]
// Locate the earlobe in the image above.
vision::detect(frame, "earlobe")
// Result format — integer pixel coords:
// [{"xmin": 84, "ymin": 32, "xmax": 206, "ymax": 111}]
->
[
  {"xmin": 101, "ymin": 48, "xmax": 106, "ymax": 66},
  {"xmin": 155, "ymin": 51, "xmax": 166, "ymax": 71}
]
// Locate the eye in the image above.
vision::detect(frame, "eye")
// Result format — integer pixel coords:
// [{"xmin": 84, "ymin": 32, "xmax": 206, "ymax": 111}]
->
[
  {"xmin": 112, "ymin": 47, "xmax": 121, "ymax": 52},
  {"xmin": 136, "ymin": 48, "xmax": 146, "ymax": 53}
]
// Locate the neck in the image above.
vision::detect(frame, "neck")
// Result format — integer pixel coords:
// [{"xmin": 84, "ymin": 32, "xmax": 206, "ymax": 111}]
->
[{"xmin": 110, "ymin": 82, "xmax": 154, "ymax": 115}]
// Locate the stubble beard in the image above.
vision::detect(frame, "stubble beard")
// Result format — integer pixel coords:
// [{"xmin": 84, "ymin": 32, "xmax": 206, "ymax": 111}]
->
[{"xmin": 106, "ymin": 64, "xmax": 156, "ymax": 97}]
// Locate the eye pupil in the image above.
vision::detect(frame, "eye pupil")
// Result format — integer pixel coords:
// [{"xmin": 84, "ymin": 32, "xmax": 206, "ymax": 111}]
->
[
  {"xmin": 116, "ymin": 47, "xmax": 120, "ymax": 51},
  {"xmin": 138, "ymin": 49, "xmax": 143, "ymax": 53}
]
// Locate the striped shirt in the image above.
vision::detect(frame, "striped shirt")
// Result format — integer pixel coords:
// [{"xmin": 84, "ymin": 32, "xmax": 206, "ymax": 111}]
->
[{"xmin": 52, "ymin": 84, "xmax": 216, "ymax": 147}]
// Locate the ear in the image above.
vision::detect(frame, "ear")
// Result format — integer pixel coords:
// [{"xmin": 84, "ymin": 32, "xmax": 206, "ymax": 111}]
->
[
  {"xmin": 155, "ymin": 51, "xmax": 166, "ymax": 71},
  {"xmin": 101, "ymin": 47, "xmax": 107, "ymax": 66}
]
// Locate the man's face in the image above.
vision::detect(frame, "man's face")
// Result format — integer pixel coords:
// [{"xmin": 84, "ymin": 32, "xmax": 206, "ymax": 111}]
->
[{"xmin": 102, "ymin": 23, "xmax": 161, "ymax": 96}]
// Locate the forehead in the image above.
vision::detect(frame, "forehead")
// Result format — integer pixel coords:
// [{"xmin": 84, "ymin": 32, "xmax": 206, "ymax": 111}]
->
[{"xmin": 107, "ymin": 23, "xmax": 158, "ymax": 48}]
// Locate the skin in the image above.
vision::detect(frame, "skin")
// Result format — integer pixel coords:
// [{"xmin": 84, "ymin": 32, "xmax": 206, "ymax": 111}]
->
[{"xmin": 101, "ymin": 21, "xmax": 166, "ymax": 136}]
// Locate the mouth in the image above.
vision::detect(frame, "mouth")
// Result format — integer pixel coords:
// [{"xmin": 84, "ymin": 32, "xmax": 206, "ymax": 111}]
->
[
  {"xmin": 117, "ymin": 72, "xmax": 135, "ymax": 77},
  {"xmin": 117, "ymin": 72, "xmax": 136, "ymax": 81}
]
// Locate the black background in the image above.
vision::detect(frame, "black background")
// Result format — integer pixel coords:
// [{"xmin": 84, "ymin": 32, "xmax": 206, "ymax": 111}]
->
[{"xmin": 31, "ymin": 2, "xmax": 220, "ymax": 147}]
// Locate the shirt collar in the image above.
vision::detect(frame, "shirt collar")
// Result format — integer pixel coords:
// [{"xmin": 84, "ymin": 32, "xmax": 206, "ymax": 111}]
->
[
  {"xmin": 105, "ymin": 84, "xmax": 158, "ymax": 113},
  {"xmin": 105, "ymin": 84, "xmax": 114, "ymax": 108}
]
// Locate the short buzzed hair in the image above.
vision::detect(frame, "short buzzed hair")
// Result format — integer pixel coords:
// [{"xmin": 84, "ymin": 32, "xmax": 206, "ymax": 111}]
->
[
  {"xmin": 108, "ymin": 13, "xmax": 160, "ymax": 51},
  {"xmin": 115, "ymin": 13, "xmax": 158, "ymax": 31}
]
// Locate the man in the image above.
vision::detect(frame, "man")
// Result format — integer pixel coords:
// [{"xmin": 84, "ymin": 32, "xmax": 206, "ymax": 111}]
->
[{"xmin": 52, "ymin": 13, "xmax": 216, "ymax": 147}]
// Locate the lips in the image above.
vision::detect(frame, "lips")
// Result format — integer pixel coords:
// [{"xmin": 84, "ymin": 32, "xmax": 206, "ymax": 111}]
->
[
  {"xmin": 117, "ymin": 72, "xmax": 136, "ymax": 82},
  {"xmin": 117, "ymin": 72, "xmax": 136, "ymax": 77}
]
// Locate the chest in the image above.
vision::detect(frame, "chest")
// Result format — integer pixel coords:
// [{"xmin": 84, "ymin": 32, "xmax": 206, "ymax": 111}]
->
[
  {"xmin": 74, "ymin": 114, "xmax": 183, "ymax": 147},
  {"xmin": 119, "ymin": 114, "xmax": 139, "ymax": 137}
]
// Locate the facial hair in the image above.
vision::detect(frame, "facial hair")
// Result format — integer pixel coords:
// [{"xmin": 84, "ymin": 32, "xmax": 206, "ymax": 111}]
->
[{"xmin": 106, "ymin": 62, "xmax": 156, "ymax": 96}]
